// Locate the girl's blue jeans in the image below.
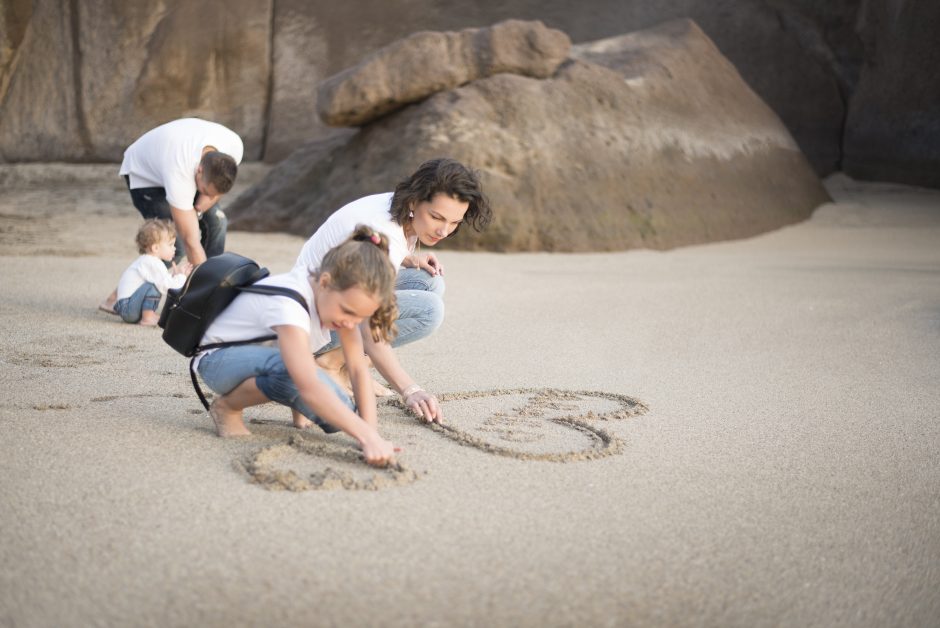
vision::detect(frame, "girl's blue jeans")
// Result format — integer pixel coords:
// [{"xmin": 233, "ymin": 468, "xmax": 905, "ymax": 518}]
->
[
  {"xmin": 113, "ymin": 282, "xmax": 161, "ymax": 324},
  {"xmin": 196, "ymin": 345, "xmax": 349, "ymax": 434}
]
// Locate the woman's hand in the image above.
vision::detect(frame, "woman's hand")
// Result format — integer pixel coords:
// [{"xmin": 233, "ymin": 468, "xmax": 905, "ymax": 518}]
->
[
  {"xmin": 413, "ymin": 253, "xmax": 444, "ymax": 276},
  {"xmin": 405, "ymin": 389, "xmax": 443, "ymax": 423},
  {"xmin": 359, "ymin": 433, "xmax": 397, "ymax": 467}
]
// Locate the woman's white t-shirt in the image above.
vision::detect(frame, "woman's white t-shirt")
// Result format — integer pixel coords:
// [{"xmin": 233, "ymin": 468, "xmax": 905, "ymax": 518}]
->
[
  {"xmin": 116, "ymin": 254, "xmax": 186, "ymax": 299},
  {"xmin": 293, "ymin": 193, "xmax": 413, "ymax": 275},
  {"xmin": 195, "ymin": 272, "xmax": 330, "ymax": 365},
  {"xmin": 119, "ymin": 118, "xmax": 244, "ymax": 210}
]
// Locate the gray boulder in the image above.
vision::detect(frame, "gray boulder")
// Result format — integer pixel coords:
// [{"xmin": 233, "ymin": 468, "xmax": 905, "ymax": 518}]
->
[
  {"xmin": 229, "ymin": 19, "xmax": 828, "ymax": 252},
  {"xmin": 317, "ymin": 19, "xmax": 571, "ymax": 127},
  {"xmin": 843, "ymin": 0, "xmax": 940, "ymax": 187}
]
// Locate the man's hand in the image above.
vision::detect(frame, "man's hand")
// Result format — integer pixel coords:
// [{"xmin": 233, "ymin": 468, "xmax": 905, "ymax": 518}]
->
[{"xmin": 194, "ymin": 193, "xmax": 220, "ymax": 214}]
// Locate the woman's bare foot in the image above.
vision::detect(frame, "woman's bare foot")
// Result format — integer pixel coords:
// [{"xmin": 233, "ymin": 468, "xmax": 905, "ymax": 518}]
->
[
  {"xmin": 291, "ymin": 409, "xmax": 313, "ymax": 430},
  {"xmin": 372, "ymin": 377, "xmax": 395, "ymax": 397},
  {"xmin": 139, "ymin": 310, "xmax": 160, "ymax": 326},
  {"xmin": 209, "ymin": 398, "xmax": 251, "ymax": 437},
  {"xmin": 315, "ymin": 349, "xmax": 354, "ymax": 396}
]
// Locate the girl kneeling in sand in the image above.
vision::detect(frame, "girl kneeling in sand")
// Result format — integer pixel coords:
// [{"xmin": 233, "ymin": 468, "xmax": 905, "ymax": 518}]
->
[{"xmin": 194, "ymin": 225, "xmax": 398, "ymax": 466}]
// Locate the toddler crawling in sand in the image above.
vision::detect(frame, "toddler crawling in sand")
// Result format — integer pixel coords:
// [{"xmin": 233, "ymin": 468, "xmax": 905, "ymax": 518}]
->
[{"xmin": 112, "ymin": 219, "xmax": 192, "ymax": 325}]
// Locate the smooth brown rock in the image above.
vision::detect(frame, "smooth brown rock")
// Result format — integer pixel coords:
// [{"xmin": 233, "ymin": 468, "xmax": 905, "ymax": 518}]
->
[
  {"xmin": 316, "ymin": 19, "xmax": 571, "ymax": 127},
  {"xmin": 0, "ymin": 0, "xmax": 271, "ymax": 161},
  {"xmin": 229, "ymin": 20, "xmax": 829, "ymax": 253}
]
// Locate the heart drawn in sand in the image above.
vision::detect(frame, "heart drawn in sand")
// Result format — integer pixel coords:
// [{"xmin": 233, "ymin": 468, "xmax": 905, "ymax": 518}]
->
[{"xmin": 390, "ymin": 387, "xmax": 649, "ymax": 462}]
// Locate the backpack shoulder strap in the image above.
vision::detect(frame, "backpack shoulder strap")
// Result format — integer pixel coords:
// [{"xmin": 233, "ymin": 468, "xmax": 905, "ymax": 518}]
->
[{"xmin": 238, "ymin": 285, "xmax": 309, "ymax": 313}]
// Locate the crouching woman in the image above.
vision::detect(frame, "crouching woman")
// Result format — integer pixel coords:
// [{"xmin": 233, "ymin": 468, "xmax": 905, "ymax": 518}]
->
[{"xmin": 194, "ymin": 225, "xmax": 398, "ymax": 466}]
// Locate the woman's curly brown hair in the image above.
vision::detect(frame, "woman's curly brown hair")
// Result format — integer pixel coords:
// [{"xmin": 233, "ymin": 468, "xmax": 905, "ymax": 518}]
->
[{"xmin": 317, "ymin": 224, "xmax": 398, "ymax": 343}]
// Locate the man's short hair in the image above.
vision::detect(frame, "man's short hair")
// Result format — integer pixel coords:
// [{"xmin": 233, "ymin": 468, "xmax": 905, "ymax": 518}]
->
[{"xmin": 200, "ymin": 151, "xmax": 238, "ymax": 194}]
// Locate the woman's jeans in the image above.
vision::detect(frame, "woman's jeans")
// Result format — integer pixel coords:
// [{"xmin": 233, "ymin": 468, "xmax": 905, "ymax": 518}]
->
[
  {"xmin": 197, "ymin": 345, "xmax": 350, "ymax": 434},
  {"xmin": 314, "ymin": 267, "xmax": 445, "ymax": 356},
  {"xmin": 125, "ymin": 177, "xmax": 227, "ymax": 264},
  {"xmin": 113, "ymin": 282, "xmax": 161, "ymax": 324}
]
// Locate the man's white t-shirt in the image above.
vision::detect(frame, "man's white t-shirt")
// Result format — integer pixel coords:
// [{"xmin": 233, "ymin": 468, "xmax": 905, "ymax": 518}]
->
[
  {"xmin": 293, "ymin": 193, "xmax": 414, "ymax": 275},
  {"xmin": 195, "ymin": 272, "xmax": 330, "ymax": 366},
  {"xmin": 116, "ymin": 254, "xmax": 187, "ymax": 299},
  {"xmin": 119, "ymin": 118, "xmax": 244, "ymax": 211}
]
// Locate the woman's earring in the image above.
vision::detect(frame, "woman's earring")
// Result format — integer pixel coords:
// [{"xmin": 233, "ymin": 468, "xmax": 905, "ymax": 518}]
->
[{"xmin": 409, "ymin": 211, "xmax": 414, "ymax": 219}]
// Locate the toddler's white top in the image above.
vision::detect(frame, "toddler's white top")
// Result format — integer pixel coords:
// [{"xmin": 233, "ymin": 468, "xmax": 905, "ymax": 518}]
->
[{"xmin": 116, "ymin": 254, "xmax": 186, "ymax": 299}]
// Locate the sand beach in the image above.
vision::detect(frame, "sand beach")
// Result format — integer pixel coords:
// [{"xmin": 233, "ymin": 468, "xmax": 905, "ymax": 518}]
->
[{"xmin": 0, "ymin": 166, "xmax": 938, "ymax": 626}]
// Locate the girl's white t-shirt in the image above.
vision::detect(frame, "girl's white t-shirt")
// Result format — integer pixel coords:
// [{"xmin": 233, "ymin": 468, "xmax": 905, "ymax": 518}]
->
[
  {"xmin": 293, "ymin": 192, "xmax": 413, "ymax": 275},
  {"xmin": 195, "ymin": 272, "xmax": 330, "ymax": 363},
  {"xmin": 116, "ymin": 254, "xmax": 186, "ymax": 299},
  {"xmin": 118, "ymin": 118, "xmax": 244, "ymax": 210}
]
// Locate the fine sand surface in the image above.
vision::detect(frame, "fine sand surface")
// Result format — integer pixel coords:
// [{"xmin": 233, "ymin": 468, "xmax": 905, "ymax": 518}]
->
[{"xmin": 1, "ymin": 165, "xmax": 938, "ymax": 627}]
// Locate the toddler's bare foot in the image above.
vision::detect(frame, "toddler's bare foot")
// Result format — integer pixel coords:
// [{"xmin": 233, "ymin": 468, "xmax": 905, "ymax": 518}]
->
[
  {"xmin": 209, "ymin": 398, "xmax": 251, "ymax": 437},
  {"xmin": 98, "ymin": 300, "xmax": 117, "ymax": 315},
  {"xmin": 291, "ymin": 409, "xmax": 313, "ymax": 430},
  {"xmin": 140, "ymin": 310, "xmax": 160, "ymax": 326}
]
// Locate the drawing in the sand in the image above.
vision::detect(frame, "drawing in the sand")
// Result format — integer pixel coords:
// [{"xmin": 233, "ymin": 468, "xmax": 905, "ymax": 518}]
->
[{"xmin": 241, "ymin": 388, "xmax": 649, "ymax": 491}]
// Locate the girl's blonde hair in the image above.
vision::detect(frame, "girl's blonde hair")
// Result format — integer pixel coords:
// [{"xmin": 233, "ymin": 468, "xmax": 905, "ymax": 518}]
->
[
  {"xmin": 318, "ymin": 224, "xmax": 398, "ymax": 343},
  {"xmin": 136, "ymin": 219, "xmax": 175, "ymax": 254}
]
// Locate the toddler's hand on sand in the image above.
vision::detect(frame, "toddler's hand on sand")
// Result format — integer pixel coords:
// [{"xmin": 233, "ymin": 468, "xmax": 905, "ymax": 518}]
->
[
  {"xmin": 406, "ymin": 390, "xmax": 443, "ymax": 424},
  {"xmin": 360, "ymin": 434, "xmax": 396, "ymax": 467}
]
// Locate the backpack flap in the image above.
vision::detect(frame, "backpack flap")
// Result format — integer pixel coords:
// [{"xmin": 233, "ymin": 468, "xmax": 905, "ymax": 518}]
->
[{"xmin": 160, "ymin": 252, "xmax": 270, "ymax": 357}]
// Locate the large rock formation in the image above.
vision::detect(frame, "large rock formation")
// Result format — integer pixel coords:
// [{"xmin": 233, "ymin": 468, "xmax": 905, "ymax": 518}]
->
[
  {"xmin": 0, "ymin": 0, "xmax": 271, "ymax": 161},
  {"xmin": 317, "ymin": 20, "xmax": 571, "ymax": 127},
  {"xmin": 1, "ymin": 0, "xmax": 936, "ymax": 189},
  {"xmin": 228, "ymin": 19, "xmax": 829, "ymax": 253},
  {"xmin": 843, "ymin": 0, "xmax": 940, "ymax": 187}
]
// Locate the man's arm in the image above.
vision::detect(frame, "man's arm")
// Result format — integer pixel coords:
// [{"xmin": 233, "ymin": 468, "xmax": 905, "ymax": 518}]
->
[{"xmin": 170, "ymin": 205, "xmax": 206, "ymax": 265}]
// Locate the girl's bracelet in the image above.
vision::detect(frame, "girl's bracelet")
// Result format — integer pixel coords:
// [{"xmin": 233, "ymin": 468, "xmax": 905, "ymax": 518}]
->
[{"xmin": 401, "ymin": 384, "xmax": 423, "ymax": 399}]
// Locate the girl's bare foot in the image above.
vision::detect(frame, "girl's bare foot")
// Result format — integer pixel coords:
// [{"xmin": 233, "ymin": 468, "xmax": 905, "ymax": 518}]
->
[
  {"xmin": 291, "ymin": 409, "xmax": 313, "ymax": 430},
  {"xmin": 209, "ymin": 398, "xmax": 251, "ymax": 437},
  {"xmin": 140, "ymin": 310, "xmax": 160, "ymax": 326}
]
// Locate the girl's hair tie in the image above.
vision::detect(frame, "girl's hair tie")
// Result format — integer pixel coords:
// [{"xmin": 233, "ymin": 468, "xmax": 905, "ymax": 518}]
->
[{"xmin": 370, "ymin": 233, "xmax": 381, "ymax": 245}]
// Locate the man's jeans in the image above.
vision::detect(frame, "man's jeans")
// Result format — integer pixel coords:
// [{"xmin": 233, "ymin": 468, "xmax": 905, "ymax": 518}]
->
[
  {"xmin": 126, "ymin": 178, "xmax": 227, "ymax": 264},
  {"xmin": 113, "ymin": 282, "xmax": 161, "ymax": 324},
  {"xmin": 314, "ymin": 267, "xmax": 445, "ymax": 355}
]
